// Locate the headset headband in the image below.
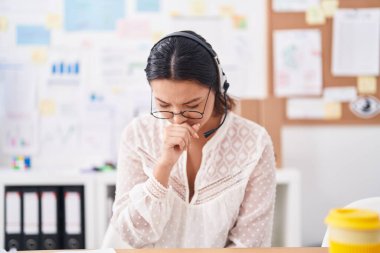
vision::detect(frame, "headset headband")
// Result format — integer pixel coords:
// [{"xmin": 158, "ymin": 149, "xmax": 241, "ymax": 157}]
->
[{"xmin": 151, "ymin": 31, "xmax": 228, "ymax": 91}]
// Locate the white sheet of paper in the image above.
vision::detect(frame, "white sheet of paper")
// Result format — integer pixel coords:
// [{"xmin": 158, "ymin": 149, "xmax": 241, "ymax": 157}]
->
[
  {"xmin": 324, "ymin": 86, "xmax": 357, "ymax": 102},
  {"xmin": 274, "ymin": 29, "xmax": 323, "ymax": 97},
  {"xmin": 332, "ymin": 8, "xmax": 380, "ymax": 76},
  {"xmin": 287, "ymin": 98, "xmax": 325, "ymax": 119},
  {"xmin": 0, "ymin": 61, "xmax": 37, "ymax": 115},
  {"xmin": 273, "ymin": 0, "xmax": 320, "ymax": 12}
]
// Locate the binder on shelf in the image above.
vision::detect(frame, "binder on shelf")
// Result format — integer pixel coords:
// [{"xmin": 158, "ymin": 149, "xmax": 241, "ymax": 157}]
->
[
  {"xmin": 22, "ymin": 187, "xmax": 40, "ymax": 250},
  {"xmin": 63, "ymin": 186, "xmax": 85, "ymax": 249},
  {"xmin": 4, "ymin": 186, "xmax": 23, "ymax": 251},
  {"xmin": 106, "ymin": 185, "xmax": 116, "ymax": 222},
  {"xmin": 40, "ymin": 186, "xmax": 60, "ymax": 250}
]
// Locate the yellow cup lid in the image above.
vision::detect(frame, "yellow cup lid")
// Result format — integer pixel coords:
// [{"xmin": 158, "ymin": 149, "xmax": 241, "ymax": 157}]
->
[{"xmin": 325, "ymin": 208, "xmax": 380, "ymax": 231}]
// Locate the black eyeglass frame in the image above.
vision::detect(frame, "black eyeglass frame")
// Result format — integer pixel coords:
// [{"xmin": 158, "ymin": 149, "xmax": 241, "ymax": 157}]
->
[{"xmin": 150, "ymin": 86, "xmax": 212, "ymax": 119}]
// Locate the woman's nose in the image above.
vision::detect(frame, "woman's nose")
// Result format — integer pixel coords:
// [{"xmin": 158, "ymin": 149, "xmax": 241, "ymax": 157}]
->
[{"xmin": 172, "ymin": 113, "xmax": 186, "ymax": 124}]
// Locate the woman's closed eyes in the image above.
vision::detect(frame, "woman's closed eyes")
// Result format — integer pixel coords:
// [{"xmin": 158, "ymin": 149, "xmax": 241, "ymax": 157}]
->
[{"xmin": 158, "ymin": 103, "xmax": 200, "ymax": 110}]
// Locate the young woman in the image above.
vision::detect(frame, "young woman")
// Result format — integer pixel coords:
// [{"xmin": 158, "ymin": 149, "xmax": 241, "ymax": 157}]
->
[{"xmin": 110, "ymin": 31, "xmax": 276, "ymax": 248}]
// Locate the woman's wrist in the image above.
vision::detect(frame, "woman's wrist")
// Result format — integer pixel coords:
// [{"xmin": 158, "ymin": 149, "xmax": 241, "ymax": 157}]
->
[{"xmin": 153, "ymin": 160, "xmax": 173, "ymax": 187}]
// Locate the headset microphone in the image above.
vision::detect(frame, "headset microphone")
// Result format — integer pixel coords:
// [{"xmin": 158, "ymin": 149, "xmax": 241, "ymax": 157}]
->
[{"xmin": 203, "ymin": 81, "xmax": 229, "ymax": 138}]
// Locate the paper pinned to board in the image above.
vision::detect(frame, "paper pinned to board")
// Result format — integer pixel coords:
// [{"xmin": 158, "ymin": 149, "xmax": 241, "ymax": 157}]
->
[
  {"xmin": 332, "ymin": 9, "xmax": 380, "ymax": 76},
  {"xmin": 287, "ymin": 98, "xmax": 342, "ymax": 120},
  {"xmin": 287, "ymin": 98, "xmax": 325, "ymax": 119},
  {"xmin": 273, "ymin": 29, "xmax": 323, "ymax": 97},
  {"xmin": 323, "ymin": 86, "xmax": 357, "ymax": 102},
  {"xmin": 273, "ymin": 0, "xmax": 320, "ymax": 12}
]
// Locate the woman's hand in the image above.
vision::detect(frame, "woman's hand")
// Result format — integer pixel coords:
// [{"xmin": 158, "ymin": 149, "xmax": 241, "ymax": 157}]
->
[{"xmin": 158, "ymin": 122, "xmax": 200, "ymax": 169}]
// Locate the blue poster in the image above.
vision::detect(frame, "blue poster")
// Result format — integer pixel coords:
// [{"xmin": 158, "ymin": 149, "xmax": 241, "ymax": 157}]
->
[
  {"xmin": 64, "ymin": 0, "xmax": 125, "ymax": 31},
  {"xmin": 137, "ymin": 0, "xmax": 160, "ymax": 12},
  {"xmin": 16, "ymin": 26, "xmax": 51, "ymax": 45}
]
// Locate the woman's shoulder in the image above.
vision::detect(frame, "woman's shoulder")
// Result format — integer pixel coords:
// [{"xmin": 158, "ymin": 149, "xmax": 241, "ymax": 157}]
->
[
  {"xmin": 121, "ymin": 113, "xmax": 163, "ymax": 140},
  {"xmin": 226, "ymin": 112, "xmax": 273, "ymax": 149},
  {"xmin": 228, "ymin": 112, "xmax": 268, "ymax": 135}
]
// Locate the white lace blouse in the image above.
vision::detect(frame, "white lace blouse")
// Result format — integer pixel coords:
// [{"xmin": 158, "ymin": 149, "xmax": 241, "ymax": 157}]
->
[{"xmin": 111, "ymin": 111, "xmax": 276, "ymax": 248}]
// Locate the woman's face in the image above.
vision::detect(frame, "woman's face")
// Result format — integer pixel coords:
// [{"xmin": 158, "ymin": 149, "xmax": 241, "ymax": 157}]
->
[{"xmin": 150, "ymin": 79, "xmax": 216, "ymax": 128}]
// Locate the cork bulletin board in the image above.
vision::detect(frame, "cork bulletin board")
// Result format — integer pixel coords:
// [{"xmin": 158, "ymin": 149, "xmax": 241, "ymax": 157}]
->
[{"xmin": 239, "ymin": 0, "xmax": 380, "ymax": 167}]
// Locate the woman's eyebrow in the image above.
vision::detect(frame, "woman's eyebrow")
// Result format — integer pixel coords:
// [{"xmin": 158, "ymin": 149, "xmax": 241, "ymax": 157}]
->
[{"xmin": 155, "ymin": 97, "xmax": 202, "ymax": 105}]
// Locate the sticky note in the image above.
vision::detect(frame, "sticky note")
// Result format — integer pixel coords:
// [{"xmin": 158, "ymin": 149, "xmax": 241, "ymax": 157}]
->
[
  {"xmin": 169, "ymin": 11, "xmax": 181, "ymax": 17},
  {"xmin": 152, "ymin": 31, "xmax": 164, "ymax": 43},
  {"xmin": 39, "ymin": 99, "xmax": 56, "ymax": 116},
  {"xmin": 324, "ymin": 102, "xmax": 342, "ymax": 119},
  {"xmin": 357, "ymin": 76, "xmax": 377, "ymax": 94},
  {"xmin": 232, "ymin": 15, "xmax": 247, "ymax": 29},
  {"xmin": 111, "ymin": 86, "xmax": 125, "ymax": 94},
  {"xmin": 306, "ymin": 5, "xmax": 326, "ymax": 25},
  {"xmin": 0, "ymin": 17, "xmax": 8, "ymax": 32},
  {"xmin": 321, "ymin": 0, "xmax": 339, "ymax": 18},
  {"xmin": 31, "ymin": 49, "xmax": 48, "ymax": 64},
  {"xmin": 190, "ymin": 0, "xmax": 206, "ymax": 16},
  {"xmin": 46, "ymin": 14, "xmax": 62, "ymax": 29},
  {"xmin": 219, "ymin": 5, "xmax": 235, "ymax": 17}
]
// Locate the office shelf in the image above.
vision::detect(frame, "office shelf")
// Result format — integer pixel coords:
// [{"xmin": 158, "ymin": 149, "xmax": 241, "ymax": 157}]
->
[{"xmin": 0, "ymin": 168, "xmax": 301, "ymax": 249}]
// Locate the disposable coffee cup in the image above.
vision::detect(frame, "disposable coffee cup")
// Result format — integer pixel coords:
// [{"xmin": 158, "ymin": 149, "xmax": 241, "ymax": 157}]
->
[{"xmin": 325, "ymin": 208, "xmax": 380, "ymax": 253}]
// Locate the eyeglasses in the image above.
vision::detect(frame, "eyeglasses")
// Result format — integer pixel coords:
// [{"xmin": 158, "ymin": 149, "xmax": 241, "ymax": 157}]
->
[{"xmin": 151, "ymin": 87, "xmax": 211, "ymax": 119}]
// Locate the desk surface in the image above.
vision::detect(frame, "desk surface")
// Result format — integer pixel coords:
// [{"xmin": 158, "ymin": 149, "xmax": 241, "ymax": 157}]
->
[
  {"xmin": 24, "ymin": 248, "xmax": 328, "ymax": 253},
  {"xmin": 115, "ymin": 249, "xmax": 327, "ymax": 253}
]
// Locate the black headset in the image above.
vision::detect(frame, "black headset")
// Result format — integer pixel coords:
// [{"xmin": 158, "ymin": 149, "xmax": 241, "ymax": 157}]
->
[{"xmin": 151, "ymin": 31, "xmax": 230, "ymax": 138}]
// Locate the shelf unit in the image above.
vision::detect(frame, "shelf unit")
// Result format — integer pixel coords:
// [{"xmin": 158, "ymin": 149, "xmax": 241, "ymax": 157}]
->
[{"xmin": 0, "ymin": 168, "xmax": 301, "ymax": 249}]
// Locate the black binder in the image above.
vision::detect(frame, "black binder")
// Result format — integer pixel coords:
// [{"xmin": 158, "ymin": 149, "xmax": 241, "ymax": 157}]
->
[
  {"xmin": 4, "ymin": 186, "xmax": 23, "ymax": 251},
  {"xmin": 40, "ymin": 186, "xmax": 60, "ymax": 250},
  {"xmin": 62, "ymin": 186, "xmax": 85, "ymax": 249},
  {"xmin": 22, "ymin": 187, "xmax": 40, "ymax": 250}
]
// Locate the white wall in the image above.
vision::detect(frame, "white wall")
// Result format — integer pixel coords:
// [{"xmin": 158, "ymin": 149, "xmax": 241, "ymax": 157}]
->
[{"xmin": 282, "ymin": 126, "xmax": 380, "ymax": 246}]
